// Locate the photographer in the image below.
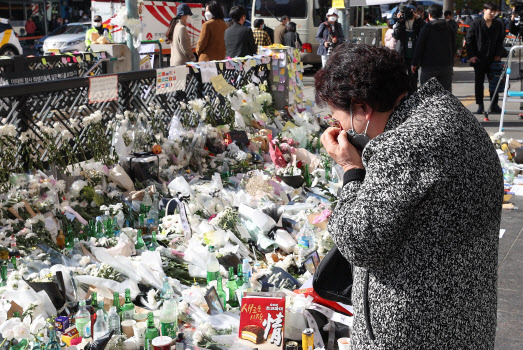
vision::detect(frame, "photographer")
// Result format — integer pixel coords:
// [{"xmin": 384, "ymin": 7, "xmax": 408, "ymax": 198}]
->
[
  {"xmin": 509, "ymin": 0, "xmax": 523, "ymax": 37},
  {"xmin": 316, "ymin": 8, "xmax": 345, "ymax": 68},
  {"xmin": 393, "ymin": 2, "xmax": 426, "ymax": 92}
]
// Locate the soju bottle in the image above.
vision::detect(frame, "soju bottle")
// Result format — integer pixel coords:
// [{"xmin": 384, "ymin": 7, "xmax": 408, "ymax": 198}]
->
[
  {"xmin": 65, "ymin": 225, "xmax": 74, "ymax": 250},
  {"xmin": 216, "ymin": 275, "xmax": 226, "ymax": 309},
  {"xmin": 90, "ymin": 292, "xmax": 98, "ymax": 331},
  {"xmin": 144, "ymin": 312, "xmax": 159, "ymax": 350},
  {"xmin": 221, "ymin": 160, "xmax": 230, "ymax": 179},
  {"xmin": 149, "ymin": 231, "xmax": 159, "ymax": 251},
  {"xmin": 135, "ymin": 229, "xmax": 146, "ymax": 250},
  {"xmin": 0, "ymin": 265, "xmax": 6, "ymax": 287},
  {"xmin": 139, "ymin": 214, "xmax": 147, "ymax": 235},
  {"xmin": 236, "ymin": 264, "xmax": 244, "ymax": 289},
  {"xmin": 108, "ymin": 306, "xmax": 121, "ymax": 335},
  {"xmin": 161, "ymin": 277, "xmax": 173, "ymax": 300},
  {"xmin": 113, "ymin": 292, "xmax": 122, "ymax": 315},
  {"xmin": 159, "ymin": 295, "xmax": 178, "ymax": 338},
  {"xmin": 206, "ymin": 246, "xmax": 219, "ymax": 285},
  {"xmin": 11, "ymin": 256, "xmax": 16, "ymax": 270},
  {"xmin": 105, "ymin": 218, "xmax": 114, "ymax": 237},
  {"xmin": 226, "ymin": 267, "xmax": 239, "ymax": 307},
  {"xmin": 142, "ymin": 192, "xmax": 153, "ymax": 213},
  {"xmin": 96, "ymin": 221, "xmax": 104, "ymax": 238},
  {"xmin": 122, "ymin": 288, "xmax": 135, "ymax": 320},
  {"xmin": 56, "ymin": 230, "xmax": 65, "ymax": 249},
  {"xmin": 76, "ymin": 300, "xmax": 91, "ymax": 338},
  {"xmin": 148, "ymin": 193, "xmax": 160, "ymax": 228},
  {"xmin": 303, "ymin": 164, "xmax": 312, "ymax": 187}
]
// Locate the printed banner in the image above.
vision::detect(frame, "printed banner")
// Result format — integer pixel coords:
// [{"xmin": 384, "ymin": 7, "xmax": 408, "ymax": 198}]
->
[{"xmin": 155, "ymin": 66, "xmax": 188, "ymax": 95}]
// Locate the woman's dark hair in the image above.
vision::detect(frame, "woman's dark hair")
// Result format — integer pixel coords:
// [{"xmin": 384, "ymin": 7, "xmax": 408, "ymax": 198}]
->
[
  {"xmin": 206, "ymin": 1, "xmax": 224, "ymax": 20},
  {"xmin": 428, "ymin": 4, "xmax": 442, "ymax": 18},
  {"xmin": 165, "ymin": 15, "xmax": 182, "ymax": 44},
  {"xmin": 483, "ymin": 1, "xmax": 497, "ymax": 11},
  {"xmin": 286, "ymin": 22, "xmax": 297, "ymax": 32},
  {"xmin": 315, "ymin": 43, "xmax": 409, "ymax": 113},
  {"xmin": 229, "ymin": 5, "xmax": 246, "ymax": 22},
  {"xmin": 253, "ymin": 19, "xmax": 264, "ymax": 28}
]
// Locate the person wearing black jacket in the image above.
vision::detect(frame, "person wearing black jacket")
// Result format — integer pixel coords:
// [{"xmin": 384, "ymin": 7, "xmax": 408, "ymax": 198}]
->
[
  {"xmin": 508, "ymin": 0, "xmax": 522, "ymax": 37},
  {"xmin": 411, "ymin": 5, "xmax": 456, "ymax": 92},
  {"xmin": 466, "ymin": 1, "xmax": 505, "ymax": 114},
  {"xmin": 224, "ymin": 6, "xmax": 256, "ymax": 58},
  {"xmin": 393, "ymin": 3, "xmax": 426, "ymax": 92}
]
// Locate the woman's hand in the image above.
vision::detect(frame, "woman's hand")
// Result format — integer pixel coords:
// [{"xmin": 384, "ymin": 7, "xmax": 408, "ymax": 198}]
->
[{"xmin": 321, "ymin": 128, "xmax": 364, "ymax": 172}]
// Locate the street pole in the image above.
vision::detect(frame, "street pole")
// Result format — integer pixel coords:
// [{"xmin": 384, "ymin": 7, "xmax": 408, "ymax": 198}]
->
[
  {"xmin": 125, "ymin": 0, "xmax": 140, "ymax": 71},
  {"xmin": 43, "ymin": 0, "xmax": 48, "ymax": 36},
  {"xmin": 443, "ymin": 0, "xmax": 453, "ymax": 14}
]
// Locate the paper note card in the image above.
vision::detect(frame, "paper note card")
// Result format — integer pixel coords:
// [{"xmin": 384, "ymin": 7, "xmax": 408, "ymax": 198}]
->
[
  {"xmin": 156, "ymin": 66, "xmax": 188, "ymax": 94},
  {"xmin": 200, "ymin": 63, "xmax": 218, "ymax": 83},
  {"xmin": 211, "ymin": 74, "xmax": 236, "ymax": 96},
  {"xmin": 89, "ymin": 75, "xmax": 118, "ymax": 104}
]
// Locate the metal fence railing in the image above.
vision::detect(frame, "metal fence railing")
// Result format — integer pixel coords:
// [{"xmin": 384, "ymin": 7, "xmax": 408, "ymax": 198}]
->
[{"xmin": 0, "ymin": 57, "xmax": 270, "ymax": 174}]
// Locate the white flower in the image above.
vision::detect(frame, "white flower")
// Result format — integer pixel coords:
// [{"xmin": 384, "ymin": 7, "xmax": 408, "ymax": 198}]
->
[
  {"xmin": 70, "ymin": 180, "xmax": 88, "ymax": 196},
  {"xmin": 79, "ymin": 256, "xmax": 91, "ymax": 266},
  {"xmin": 0, "ymin": 124, "xmax": 16, "ymax": 137},
  {"xmin": 30, "ymin": 315, "xmax": 46, "ymax": 334},
  {"xmin": 193, "ymin": 330, "xmax": 203, "ymax": 343}
]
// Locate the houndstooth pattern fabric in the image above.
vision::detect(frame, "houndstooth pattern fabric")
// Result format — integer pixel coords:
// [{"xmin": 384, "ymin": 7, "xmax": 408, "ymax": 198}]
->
[{"xmin": 328, "ymin": 78, "xmax": 504, "ymax": 350}]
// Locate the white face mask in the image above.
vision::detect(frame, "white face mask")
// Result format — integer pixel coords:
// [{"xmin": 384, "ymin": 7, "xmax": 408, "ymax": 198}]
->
[
  {"xmin": 93, "ymin": 21, "xmax": 102, "ymax": 27},
  {"xmin": 205, "ymin": 11, "xmax": 213, "ymax": 21},
  {"xmin": 328, "ymin": 16, "xmax": 337, "ymax": 22}
]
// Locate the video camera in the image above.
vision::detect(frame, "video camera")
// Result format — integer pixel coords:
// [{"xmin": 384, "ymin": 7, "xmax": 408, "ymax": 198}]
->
[{"xmin": 395, "ymin": 3, "xmax": 415, "ymax": 24}]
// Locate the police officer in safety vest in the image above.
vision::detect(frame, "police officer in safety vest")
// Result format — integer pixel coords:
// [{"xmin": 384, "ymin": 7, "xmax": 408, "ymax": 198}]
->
[{"xmin": 85, "ymin": 15, "xmax": 113, "ymax": 49}]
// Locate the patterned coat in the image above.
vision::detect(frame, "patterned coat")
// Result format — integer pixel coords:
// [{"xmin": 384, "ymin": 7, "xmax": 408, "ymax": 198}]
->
[{"xmin": 328, "ymin": 79, "xmax": 504, "ymax": 349}]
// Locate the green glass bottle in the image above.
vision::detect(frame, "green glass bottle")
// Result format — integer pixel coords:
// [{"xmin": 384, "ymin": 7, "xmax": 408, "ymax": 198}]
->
[
  {"xmin": 1, "ymin": 265, "xmax": 7, "ymax": 287},
  {"xmin": 303, "ymin": 164, "xmax": 312, "ymax": 187},
  {"xmin": 46, "ymin": 325, "xmax": 61, "ymax": 350},
  {"xmin": 135, "ymin": 229, "xmax": 146, "ymax": 250},
  {"xmin": 65, "ymin": 224, "xmax": 74, "ymax": 250},
  {"xmin": 113, "ymin": 292, "xmax": 122, "ymax": 315},
  {"xmin": 121, "ymin": 288, "xmax": 135, "ymax": 320},
  {"xmin": 11, "ymin": 256, "xmax": 16, "ymax": 270},
  {"xmin": 96, "ymin": 221, "xmax": 104, "ymax": 238},
  {"xmin": 149, "ymin": 231, "xmax": 159, "ymax": 251},
  {"xmin": 236, "ymin": 264, "xmax": 244, "ymax": 289},
  {"xmin": 216, "ymin": 275, "xmax": 226, "ymax": 309},
  {"xmin": 144, "ymin": 312, "xmax": 159, "ymax": 350},
  {"xmin": 206, "ymin": 246, "xmax": 219, "ymax": 285},
  {"xmin": 226, "ymin": 267, "xmax": 239, "ymax": 308}
]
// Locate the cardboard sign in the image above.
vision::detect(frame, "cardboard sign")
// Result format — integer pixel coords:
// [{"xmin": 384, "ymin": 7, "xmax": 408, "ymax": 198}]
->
[{"xmin": 89, "ymin": 75, "xmax": 118, "ymax": 104}]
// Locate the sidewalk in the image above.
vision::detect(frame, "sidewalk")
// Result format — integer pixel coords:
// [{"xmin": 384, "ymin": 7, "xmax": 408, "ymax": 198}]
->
[{"xmin": 302, "ymin": 62, "xmax": 523, "ymax": 349}]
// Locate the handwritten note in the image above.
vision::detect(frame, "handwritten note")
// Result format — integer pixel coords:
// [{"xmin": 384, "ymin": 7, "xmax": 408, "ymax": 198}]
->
[
  {"xmin": 89, "ymin": 75, "xmax": 118, "ymax": 104},
  {"xmin": 210, "ymin": 74, "xmax": 236, "ymax": 96},
  {"xmin": 200, "ymin": 62, "xmax": 218, "ymax": 83}
]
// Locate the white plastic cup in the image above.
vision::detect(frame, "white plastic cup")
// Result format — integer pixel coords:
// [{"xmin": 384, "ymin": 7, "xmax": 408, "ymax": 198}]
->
[
  {"xmin": 132, "ymin": 322, "xmax": 147, "ymax": 346},
  {"xmin": 338, "ymin": 337, "xmax": 350, "ymax": 350},
  {"xmin": 121, "ymin": 319, "xmax": 136, "ymax": 338}
]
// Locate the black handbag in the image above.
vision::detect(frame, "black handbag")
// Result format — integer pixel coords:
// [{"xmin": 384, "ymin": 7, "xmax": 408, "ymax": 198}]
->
[{"xmin": 312, "ymin": 246, "xmax": 353, "ymax": 305}]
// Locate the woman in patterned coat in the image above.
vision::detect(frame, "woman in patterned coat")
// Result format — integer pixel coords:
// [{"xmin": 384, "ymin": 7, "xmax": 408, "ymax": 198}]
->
[{"xmin": 315, "ymin": 43, "xmax": 504, "ymax": 349}]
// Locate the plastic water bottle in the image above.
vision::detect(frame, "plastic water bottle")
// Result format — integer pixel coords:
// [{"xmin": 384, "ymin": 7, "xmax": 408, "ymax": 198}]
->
[
  {"xmin": 297, "ymin": 222, "xmax": 316, "ymax": 263},
  {"xmin": 76, "ymin": 300, "xmax": 91, "ymax": 338},
  {"xmin": 93, "ymin": 309, "xmax": 108, "ymax": 340},
  {"xmin": 161, "ymin": 277, "xmax": 173, "ymax": 300},
  {"xmin": 242, "ymin": 258, "xmax": 252, "ymax": 280},
  {"xmin": 107, "ymin": 306, "xmax": 121, "ymax": 335}
]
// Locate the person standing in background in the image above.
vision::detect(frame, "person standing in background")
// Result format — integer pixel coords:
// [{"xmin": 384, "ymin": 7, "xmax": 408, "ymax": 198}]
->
[
  {"xmin": 253, "ymin": 19, "xmax": 272, "ymax": 47},
  {"xmin": 284, "ymin": 22, "xmax": 302, "ymax": 49},
  {"xmin": 166, "ymin": 3, "xmax": 194, "ymax": 66},
  {"xmin": 274, "ymin": 15, "xmax": 291, "ymax": 44},
  {"xmin": 196, "ymin": 1, "xmax": 228, "ymax": 62},
  {"xmin": 444, "ymin": 10, "xmax": 458, "ymax": 36},
  {"xmin": 224, "ymin": 6, "xmax": 256, "ymax": 58},
  {"xmin": 263, "ymin": 22, "xmax": 274, "ymax": 43},
  {"xmin": 316, "ymin": 8, "xmax": 344, "ymax": 67},
  {"xmin": 411, "ymin": 4, "xmax": 456, "ymax": 92},
  {"xmin": 25, "ymin": 17, "xmax": 36, "ymax": 36},
  {"xmin": 466, "ymin": 1, "xmax": 505, "ymax": 114},
  {"xmin": 384, "ymin": 21, "xmax": 397, "ymax": 50}
]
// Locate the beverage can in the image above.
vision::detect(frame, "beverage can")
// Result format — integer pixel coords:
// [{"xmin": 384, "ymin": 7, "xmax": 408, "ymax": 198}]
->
[
  {"xmin": 152, "ymin": 336, "xmax": 172, "ymax": 350},
  {"xmin": 285, "ymin": 340, "xmax": 299, "ymax": 350},
  {"xmin": 302, "ymin": 328, "xmax": 314, "ymax": 350}
]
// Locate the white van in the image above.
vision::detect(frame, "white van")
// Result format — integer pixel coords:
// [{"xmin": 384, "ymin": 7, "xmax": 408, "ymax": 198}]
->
[{"xmin": 252, "ymin": 0, "xmax": 333, "ymax": 66}]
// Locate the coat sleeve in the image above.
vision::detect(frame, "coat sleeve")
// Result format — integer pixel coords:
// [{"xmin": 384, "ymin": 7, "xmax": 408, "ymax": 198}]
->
[
  {"xmin": 327, "ymin": 140, "xmax": 436, "ymax": 270},
  {"xmin": 411, "ymin": 25, "xmax": 428, "ymax": 66},
  {"xmin": 179, "ymin": 26, "xmax": 193, "ymax": 60},
  {"xmin": 465, "ymin": 21, "xmax": 478, "ymax": 58},
  {"xmin": 337, "ymin": 23, "xmax": 345, "ymax": 42},
  {"xmin": 196, "ymin": 22, "xmax": 209, "ymax": 55},
  {"xmin": 495, "ymin": 22, "xmax": 505, "ymax": 57},
  {"xmin": 316, "ymin": 23, "xmax": 326, "ymax": 45},
  {"xmin": 247, "ymin": 28, "xmax": 257, "ymax": 55}
]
